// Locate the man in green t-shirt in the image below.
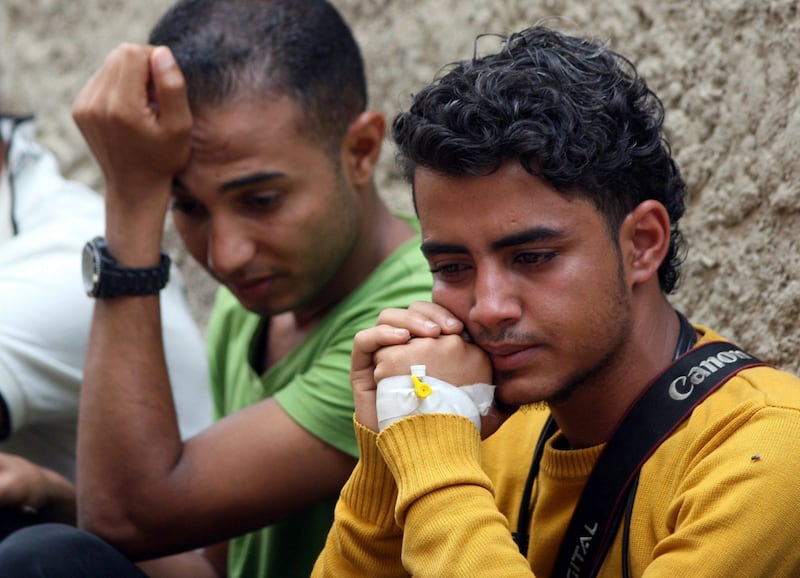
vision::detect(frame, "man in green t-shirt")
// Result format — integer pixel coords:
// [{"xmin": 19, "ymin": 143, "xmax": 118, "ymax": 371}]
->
[{"xmin": 0, "ymin": 1, "xmax": 431, "ymax": 577}]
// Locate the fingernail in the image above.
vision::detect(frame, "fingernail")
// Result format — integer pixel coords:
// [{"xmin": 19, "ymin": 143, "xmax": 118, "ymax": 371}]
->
[
  {"xmin": 445, "ymin": 317, "xmax": 460, "ymax": 328},
  {"xmin": 152, "ymin": 46, "xmax": 176, "ymax": 73},
  {"xmin": 424, "ymin": 321, "xmax": 438, "ymax": 330}
]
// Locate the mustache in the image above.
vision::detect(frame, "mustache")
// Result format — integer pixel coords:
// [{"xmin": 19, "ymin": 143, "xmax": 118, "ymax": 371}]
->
[{"xmin": 466, "ymin": 326, "xmax": 540, "ymax": 348}]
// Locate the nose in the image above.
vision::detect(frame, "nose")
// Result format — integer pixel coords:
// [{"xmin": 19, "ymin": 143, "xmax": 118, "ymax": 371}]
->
[
  {"xmin": 206, "ymin": 215, "xmax": 255, "ymax": 278},
  {"xmin": 469, "ymin": 265, "xmax": 522, "ymax": 331}
]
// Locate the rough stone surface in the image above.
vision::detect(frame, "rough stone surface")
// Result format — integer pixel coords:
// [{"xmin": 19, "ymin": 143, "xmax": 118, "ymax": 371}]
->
[{"xmin": 3, "ymin": 0, "xmax": 798, "ymax": 372}]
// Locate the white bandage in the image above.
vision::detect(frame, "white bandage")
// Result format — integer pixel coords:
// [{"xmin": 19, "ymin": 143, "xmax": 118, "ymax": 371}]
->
[{"xmin": 375, "ymin": 365, "xmax": 495, "ymax": 432}]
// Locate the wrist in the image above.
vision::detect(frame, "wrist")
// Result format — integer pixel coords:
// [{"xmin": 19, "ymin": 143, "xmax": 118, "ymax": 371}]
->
[
  {"xmin": 104, "ymin": 192, "xmax": 171, "ymax": 265},
  {"xmin": 103, "ymin": 219, "xmax": 167, "ymax": 267},
  {"xmin": 354, "ymin": 390, "xmax": 379, "ymax": 433}
]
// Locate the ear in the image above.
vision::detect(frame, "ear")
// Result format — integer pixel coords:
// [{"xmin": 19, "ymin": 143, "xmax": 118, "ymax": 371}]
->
[
  {"xmin": 341, "ymin": 110, "xmax": 385, "ymax": 187},
  {"xmin": 618, "ymin": 200, "xmax": 671, "ymax": 288}
]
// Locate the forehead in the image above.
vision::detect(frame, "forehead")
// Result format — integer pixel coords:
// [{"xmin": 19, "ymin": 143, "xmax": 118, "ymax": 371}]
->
[
  {"xmin": 180, "ymin": 94, "xmax": 332, "ymax": 190},
  {"xmin": 190, "ymin": 94, "xmax": 319, "ymax": 161},
  {"xmin": 414, "ymin": 162, "xmax": 600, "ymax": 247}
]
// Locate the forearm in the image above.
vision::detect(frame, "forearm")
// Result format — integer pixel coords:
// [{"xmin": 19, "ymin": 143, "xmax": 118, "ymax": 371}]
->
[
  {"xmin": 312, "ymin": 419, "xmax": 405, "ymax": 577},
  {"xmin": 78, "ymin": 295, "xmax": 184, "ymax": 545},
  {"xmin": 379, "ymin": 414, "xmax": 532, "ymax": 577},
  {"xmin": 72, "ymin": 43, "xmax": 209, "ymax": 556}
]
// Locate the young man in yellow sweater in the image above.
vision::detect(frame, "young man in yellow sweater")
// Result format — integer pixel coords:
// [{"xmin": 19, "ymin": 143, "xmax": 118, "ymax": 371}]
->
[{"xmin": 313, "ymin": 25, "xmax": 800, "ymax": 577}]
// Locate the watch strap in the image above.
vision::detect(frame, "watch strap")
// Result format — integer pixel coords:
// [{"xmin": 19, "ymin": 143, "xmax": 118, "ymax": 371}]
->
[
  {"xmin": 85, "ymin": 237, "xmax": 171, "ymax": 298},
  {"xmin": 94, "ymin": 253, "xmax": 171, "ymax": 298}
]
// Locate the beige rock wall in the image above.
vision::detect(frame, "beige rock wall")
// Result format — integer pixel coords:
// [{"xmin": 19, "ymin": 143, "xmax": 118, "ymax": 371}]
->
[{"xmin": 2, "ymin": 0, "xmax": 798, "ymax": 373}]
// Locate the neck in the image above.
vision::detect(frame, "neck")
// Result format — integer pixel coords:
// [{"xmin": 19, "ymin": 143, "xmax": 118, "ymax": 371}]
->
[
  {"xmin": 292, "ymin": 194, "xmax": 414, "ymax": 329},
  {"xmin": 550, "ymin": 298, "xmax": 685, "ymax": 448}
]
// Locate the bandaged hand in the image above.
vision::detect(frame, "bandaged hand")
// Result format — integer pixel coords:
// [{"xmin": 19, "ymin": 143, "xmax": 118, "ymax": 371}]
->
[
  {"xmin": 351, "ymin": 303, "xmax": 491, "ymax": 432},
  {"xmin": 372, "ymin": 332, "xmax": 494, "ymax": 432},
  {"xmin": 376, "ymin": 366, "xmax": 495, "ymax": 432}
]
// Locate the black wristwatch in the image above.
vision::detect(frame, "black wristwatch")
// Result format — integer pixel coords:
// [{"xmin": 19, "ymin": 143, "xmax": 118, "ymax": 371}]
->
[{"xmin": 82, "ymin": 236, "xmax": 171, "ymax": 298}]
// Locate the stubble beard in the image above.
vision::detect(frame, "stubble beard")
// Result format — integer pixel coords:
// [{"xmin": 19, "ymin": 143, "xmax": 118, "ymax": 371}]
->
[{"xmin": 494, "ymin": 258, "xmax": 632, "ymax": 411}]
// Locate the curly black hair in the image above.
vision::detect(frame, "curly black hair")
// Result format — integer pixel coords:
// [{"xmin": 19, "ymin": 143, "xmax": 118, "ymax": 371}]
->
[
  {"xmin": 392, "ymin": 26, "xmax": 687, "ymax": 293},
  {"xmin": 150, "ymin": 0, "xmax": 367, "ymax": 151}
]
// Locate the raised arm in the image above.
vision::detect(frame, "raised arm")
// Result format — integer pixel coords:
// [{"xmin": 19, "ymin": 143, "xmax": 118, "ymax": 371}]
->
[{"xmin": 72, "ymin": 45, "xmax": 356, "ymax": 559}]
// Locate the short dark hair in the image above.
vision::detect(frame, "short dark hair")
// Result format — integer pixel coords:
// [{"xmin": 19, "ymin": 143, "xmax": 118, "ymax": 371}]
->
[
  {"xmin": 149, "ymin": 0, "xmax": 367, "ymax": 148},
  {"xmin": 392, "ymin": 26, "xmax": 687, "ymax": 293}
]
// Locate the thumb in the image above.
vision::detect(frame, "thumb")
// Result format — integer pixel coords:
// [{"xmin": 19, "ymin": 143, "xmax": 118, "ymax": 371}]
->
[{"xmin": 149, "ymin": 46, "xmax": 192, "ymax": 132}]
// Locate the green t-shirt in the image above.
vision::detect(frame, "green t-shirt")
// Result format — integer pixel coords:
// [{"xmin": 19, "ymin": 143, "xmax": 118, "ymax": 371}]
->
[{"xmin": 206, "ymin": 222, "xmax": 432, "ymax": 578}]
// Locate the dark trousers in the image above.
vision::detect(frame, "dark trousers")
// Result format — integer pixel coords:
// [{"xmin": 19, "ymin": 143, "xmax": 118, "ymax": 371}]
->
[
  {"xmin": 0, "ymin": 523, "xmax": 148, "ymax": 577},
  {"xmin": 0, "ymin": 507, "xmax": 41, "ymax": 542}
]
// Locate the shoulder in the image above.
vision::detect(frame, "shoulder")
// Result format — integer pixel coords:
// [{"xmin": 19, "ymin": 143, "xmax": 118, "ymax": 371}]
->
[
  {"xmin": 647, "ymin": 326, "xmax": 800, "ymax": 480},
  {"xmin": 662, "ymin": 359, "xmax": 800, "ymax": 472},
  {"xmin": 691, "ymin": 324, "xmax": 800, "ymax": 413}
]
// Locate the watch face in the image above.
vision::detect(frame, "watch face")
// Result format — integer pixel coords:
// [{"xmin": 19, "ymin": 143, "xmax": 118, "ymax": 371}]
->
[
  {"xmin": 82, "ymin": 240, "xmax": 100, "ymax": 296},
  {"xmin": 80, "ymin": 236, "xmax": 170, "ymax": 298}
]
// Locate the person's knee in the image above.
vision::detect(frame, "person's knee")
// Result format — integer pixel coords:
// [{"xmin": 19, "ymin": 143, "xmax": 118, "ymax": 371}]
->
[
  {"xmin": 0, "ymin": 523, "xmax": 139, "ymax": 577},
  {"xmin": 0, "ymin": 523, "xmax": 84, "ymax": 574}
]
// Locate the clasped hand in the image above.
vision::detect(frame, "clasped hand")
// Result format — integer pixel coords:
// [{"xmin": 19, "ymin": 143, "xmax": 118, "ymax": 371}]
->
[{"xmin": 351, "ymin": 302, "xmax": 513, "ymax": 438}]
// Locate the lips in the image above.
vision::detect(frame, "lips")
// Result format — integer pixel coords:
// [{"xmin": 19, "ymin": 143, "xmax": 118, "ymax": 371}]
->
[
  {"xmin": 479, "ymin": 343, "xmax": 539, "ymax": 372},
  {"xmin": 227, "ymin": 276, "xmax": 278, "ymax": 303}
]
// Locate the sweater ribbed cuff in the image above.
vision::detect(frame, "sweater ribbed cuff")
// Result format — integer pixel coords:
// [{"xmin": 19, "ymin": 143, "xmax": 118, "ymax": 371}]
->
[
  {"xmin": 376, "ymin": 414, "xmax": 489, "ymax": 527},
  {"xmin": 340, "ymin": 416, "xmax": 399, "ymax": 529}
]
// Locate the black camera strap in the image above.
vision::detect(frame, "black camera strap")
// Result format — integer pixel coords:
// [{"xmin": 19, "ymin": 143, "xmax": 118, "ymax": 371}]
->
[{"xmin": 513, "ymin": 315, "xmax": 767, "ymax": 578}]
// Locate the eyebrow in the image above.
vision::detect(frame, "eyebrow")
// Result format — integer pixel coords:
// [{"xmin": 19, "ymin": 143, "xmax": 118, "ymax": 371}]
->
[
  {"xmin": 421, "ymin": 226, "xmax": 566, "ymax": 258},
  {"xmin": 172, "ymin": 171, "xmax": 286, "ymax": 194}
]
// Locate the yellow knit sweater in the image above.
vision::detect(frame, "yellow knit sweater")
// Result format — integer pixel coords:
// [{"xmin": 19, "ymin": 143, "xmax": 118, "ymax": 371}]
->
[{"xmin": 313, "ymin": 327, "xmax": 800, "ymax": 577}]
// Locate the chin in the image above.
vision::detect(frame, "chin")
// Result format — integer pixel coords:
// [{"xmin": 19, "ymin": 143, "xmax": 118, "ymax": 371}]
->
[{"xmin": 494, "ymin": 370, "xmax": 563, "ymax": 408}]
